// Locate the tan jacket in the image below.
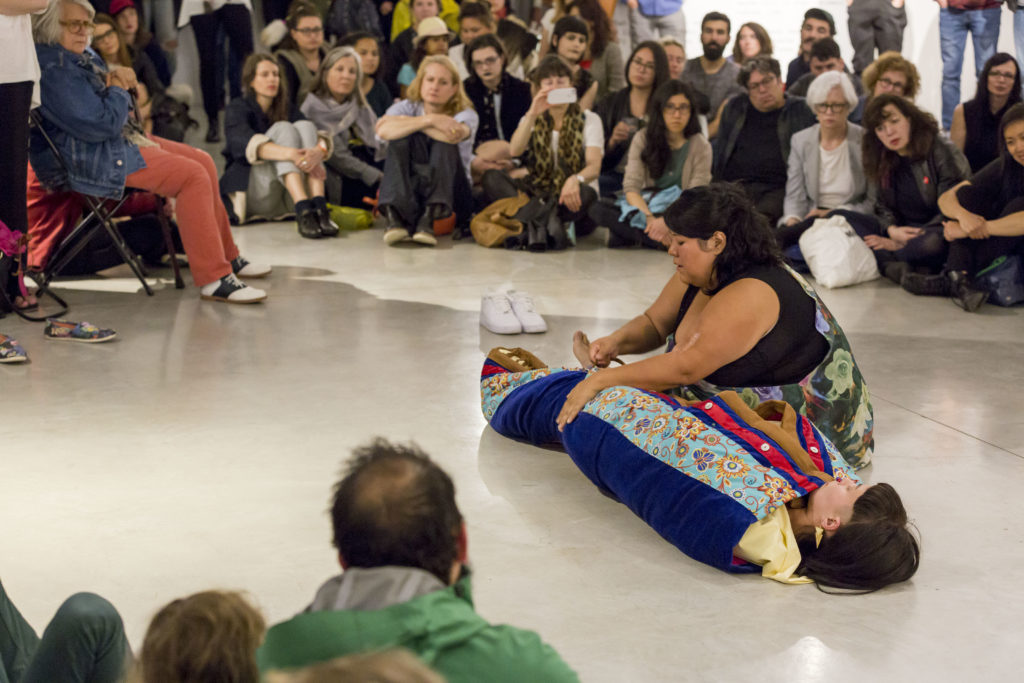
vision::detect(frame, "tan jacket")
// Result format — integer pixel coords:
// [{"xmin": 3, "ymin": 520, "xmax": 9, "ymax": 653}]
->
[{"xmin": 621, "ymin": 130, "xmax": 712, "ymax": 195}]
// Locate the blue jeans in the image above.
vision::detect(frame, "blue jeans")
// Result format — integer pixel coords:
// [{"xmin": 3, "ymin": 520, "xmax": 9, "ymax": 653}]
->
[
  {"xmin": 939, "ymin": 7, "xmax": 1002, "ymax": 130},
  {"xmin": 1014, "ymin": 11, "xmax": 1024, "ymax": 82}
]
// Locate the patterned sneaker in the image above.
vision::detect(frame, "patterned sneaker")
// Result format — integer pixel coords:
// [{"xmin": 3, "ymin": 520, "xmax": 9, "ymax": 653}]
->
[
  {"xmin": 43, "ymin": 319, "xmax": 117, "ymax": 343},
  {"xmin": 199, "ymin": 273, "xmax": 267, "ymax": 304},
  {"xmin": 0, "ymin": 333, "xmax": 28, "ymax": 362},
  {"xmin": 231, "ymin": 255, "xmax": 272, "ymax": 278}
]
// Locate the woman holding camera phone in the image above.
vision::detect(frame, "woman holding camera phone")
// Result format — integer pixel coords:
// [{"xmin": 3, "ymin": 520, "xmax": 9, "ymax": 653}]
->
[{"xmin": 480, "ymin": 55, "xmax": 604, "ymax": 248}]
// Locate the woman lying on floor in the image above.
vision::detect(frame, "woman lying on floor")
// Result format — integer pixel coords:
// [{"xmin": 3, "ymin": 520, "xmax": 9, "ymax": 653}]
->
[
  {"xmin": 560, "ymin": 183, "xmax": 874, "ymax": 468},
  {"xmin": 480, "ymin": 348, "xmax": 919, "ymax": 591}
]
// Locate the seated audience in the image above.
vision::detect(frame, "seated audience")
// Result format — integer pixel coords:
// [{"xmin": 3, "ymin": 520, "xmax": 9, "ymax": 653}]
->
[
  {"xmin": 32, "ymin": 0, "xmax": 269, "ymax": 304},
  {"xmin": 777, "ymin": 72, "xmax": 871, "ymax": 247},
  {"xmin": 325, "ymin": 0, "xmax": 380, "ymax": 41},
  {"xmin": 398, "ymin": 16, "xmax": 452, "ymax": 97},
  {"xmin": 222, "ymin": 53, "xmax": 339, "ymax": 239},
  {"xmin": 786, "ymin": 8, "xmax": 835, "ymax": 88},
  {"xmin": 937, "ymin": 102, "xmax": 1024, "ymax": 311},
  {"xmin": 561, "ymin": 183, "xmax": 874, "ymax": 466},
  {"xmin": 0, "ymin": 576, "xmax": 128, "ymax": 682},
  {"xmin": 786, "ymin": 37, "xmax": 864, "ymax": 98},
  {"xmin": 566, "ymin": 0, "xmax": 624, "ymax": 100},
  {"xmin": 594, "ymin": 40, "xmax": 670, "ymax": 196},
  {"xmin": 302, "ymin": 47, "xmax": 382, "ymax": 210},
  {"xmin": 266, "ymin": 651, "xmax": 444, "ymax": 683},
  {"xmin": 256, "ymin": 438, "xmax": 580, "ymax": 681},
  {"xmin": 275, "ymin": 2, "xmax": 327, "ymax": 108},
  {"xmin": 592, "ymin": 80, "xmax": 711, "ymax": 248},
  {"xmin": 660, "ymin": 37, "xmax": 685, "ymax": 80},
  {"xmin": 376, "ymin": 55, "xmax": 477, "ymax": 246},
  {"xmin": 855, "ymin": 94, "xmax": 971, "ymax": 291},
  {"xmin": 135, "ymin": 590, "xmax": 265, "ymax": 683},
  {"xmin": 387, "ymin": 0, "xmax": 443, "ymax": 96},
  {"xmin": 852, "ymin": 50, "xmax": 921, "ymax": 124},
  {"xmin": 680, "ymin": 12, "xmax": 742, "ymax": 120},
  {"xmin": 550, "ymin": 15, "xmax": 598, "ymax": 110},
  {"xmin": 951, "ymin": 53, "xmax": 1022, "ymax": 173},
  {"xmin": 110, "ymin": 0, "xmax": 171, "ymax": 87},
  {"xmin": 337, "ymin": 32, "xmax": 391, "ymax": 117},
  {"xmin": 713, "ymin": 57, "xmax": 816, "ymax": 227},
  {"xmin": 462, "ymin": 33, "xmax": 531, "ymax": 182},
  {"xmin": 482, "ymin": 351, "xmax": 915, "ymax": 588},
  {"xmin": 731, "ymin": 21, "xmax": 773, "ymax": 65},
  {"xmin": 449, "ymin": 1, "xmax": 494, "ymax": 82},
  {"xmin": 481, "ymin": 55, "xmax": 603, "ymax": 250}
]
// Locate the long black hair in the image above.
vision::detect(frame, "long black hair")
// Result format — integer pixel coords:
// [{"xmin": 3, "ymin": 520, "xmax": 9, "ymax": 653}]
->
[
  {"xmin": 797, "ymin": 483, "xmax": 920, "ymax": 593},
  {"xmin": 663, "ymin": 183, "xmax": 784, "ymax": 294},
  {"xmin": 997, "ymin": 102, "xmax": 1024, "ymax": 197},
  {"xmin": 862, "ymin": 94, "xmax": 939, "ymax": 186},
  {"xmin": 642, "ymin": 80, "xmax": 701, "ymax": 180},
  {"xmin": 973, "ymin": 52, "xmax": 1023, "ymax": 114}
]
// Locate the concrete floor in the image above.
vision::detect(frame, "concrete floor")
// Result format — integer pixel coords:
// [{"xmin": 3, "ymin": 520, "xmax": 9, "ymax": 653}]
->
[{"xmin": 2, "ymin": 223, "xmax": 1022, "ymax": 682}]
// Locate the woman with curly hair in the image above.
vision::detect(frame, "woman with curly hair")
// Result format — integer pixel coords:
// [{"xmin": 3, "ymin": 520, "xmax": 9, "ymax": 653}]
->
[{"xmin": 559, "ymin": 182, "xmax": 876, "ymax": 468}]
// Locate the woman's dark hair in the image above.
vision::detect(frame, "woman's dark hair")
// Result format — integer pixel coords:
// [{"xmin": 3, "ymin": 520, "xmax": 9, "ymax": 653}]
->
[
  {"xmin": 242, "ymin": 52, "xmax": 290, "ymax": 124},
  {"xmin": 497, "ymin": 17, "xmax": 538, "ymax": 63},
  {"xmin": 550, "ymin": 15, "xmax": 589, "ymax": 63},
  {"xmin": 642, "ymin": 80, "xmax": 701, "ymax": 179},
  {"xmin": 663, "ymin": 183, "xmax": 784, "ymax": 294},
  {"xmin": 973, "ymin": 52, "xmax": 1022, "ymax": 113},
  {"xmin": 997, "ymin": 102, "xmax": 1024, "ymax": 193},
  {"xmin": 338, "ymin": 31, "xmax": 383, "ymax": 77},
  {"xmin": 732, "ymin": 21, "xmax": 773, "ymax": 63},
  {"xmin": 465, "ymin": 33, "xmax": 505, "ymax": 81},
  {"xmin": 458, "ymin": 1, "xmax": 494, "ymax": 28},
  {"xmin": 530, "ymin": 53, "xmax": 574, "ymax": 87},
  {"xmin": 862, "ymin": 94, "xmax": 939, "ymax": 184},
  {"xmin": 797, "ymin": 483, "xmax": 920, "ymax": 593},
  {"xmin": 277, "ymin": 1, "xmax": 323, "ymax": 52},
  {"xmin": 566, "ymin": 0, "xmax": 610, "ymax": 57},
  {"xmin": 626, "ymin": 40, "xmax": 669, "ymax": 93}
]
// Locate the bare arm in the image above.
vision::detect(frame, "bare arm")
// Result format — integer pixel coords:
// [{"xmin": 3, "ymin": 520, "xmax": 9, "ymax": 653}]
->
[
  {"xmin": 375, "ymin": 114, "xmax": 434, "ymax": 141},
  {"xmin": 950, "ymin": 105, "xmax": 966, "ymax": 151},
  {"xmin": 587, "ymin": 273, "xmax": 690, "ymax": 366},
  {"xmin": 976, "ymin": 212, "xmax": 1024, "ymax": 236},
  {"xmin": 0, "ymin": 0, "xmax": 49, "ymax": 15},
  {"xmin": 579, "ymin": 81, "xmax": 598, "ymax": 112}
]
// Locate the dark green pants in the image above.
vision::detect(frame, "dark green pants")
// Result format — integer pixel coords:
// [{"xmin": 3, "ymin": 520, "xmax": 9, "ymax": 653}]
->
[{"xmin": 0, "ymin": 579, "xmax": 129, "ymax": 683}]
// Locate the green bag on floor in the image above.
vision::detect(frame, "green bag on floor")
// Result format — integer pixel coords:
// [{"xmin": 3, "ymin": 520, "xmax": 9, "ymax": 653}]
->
[{"xmin": 327, "ymin": 205, "xmax": 374, "ymax": 231}]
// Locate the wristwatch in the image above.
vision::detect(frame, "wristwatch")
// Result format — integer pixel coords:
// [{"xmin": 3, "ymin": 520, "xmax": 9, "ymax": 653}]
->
[{"xmin": 576, "ymin": 174, "xmax": 586, "ymax": 184}]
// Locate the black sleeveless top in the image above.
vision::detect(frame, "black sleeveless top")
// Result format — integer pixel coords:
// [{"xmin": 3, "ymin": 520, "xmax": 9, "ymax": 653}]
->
[
  {"xmin": 963, "ymin": 98, "xmax": 1009, "ymax": 173},
  {"xmin": 674, "ymin": 264, "xmax": 829, "ymax": 387}
]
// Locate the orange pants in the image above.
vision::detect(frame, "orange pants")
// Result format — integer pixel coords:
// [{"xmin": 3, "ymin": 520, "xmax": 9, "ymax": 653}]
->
[{"xmin": 126, "ymin": 136, "xmax": 238, "ymax": 286}]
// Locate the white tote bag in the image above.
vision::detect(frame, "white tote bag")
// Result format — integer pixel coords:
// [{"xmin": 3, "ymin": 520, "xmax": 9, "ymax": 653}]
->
[{"xmin": 798, "ymin": 215, "xmax": 880, "ymax": 289}]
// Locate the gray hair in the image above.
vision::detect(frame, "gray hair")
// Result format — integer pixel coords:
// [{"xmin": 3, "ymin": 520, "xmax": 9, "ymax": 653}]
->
[
  {"xmin": 33, "ymin": 0, "xmax": 95, "ymax": 45},
  {"xmin": 806, "ymin": 70, "xmax": 859, "ymax": 110},
  {"xmin": 309, "ymin": 46, "xmax": 368, "ymax": 107}
]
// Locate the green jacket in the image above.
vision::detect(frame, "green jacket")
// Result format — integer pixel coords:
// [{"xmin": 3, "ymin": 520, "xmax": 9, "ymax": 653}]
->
[{"xmin": 258, "ymin": 569, "xmax": 579, "ymax": 683}]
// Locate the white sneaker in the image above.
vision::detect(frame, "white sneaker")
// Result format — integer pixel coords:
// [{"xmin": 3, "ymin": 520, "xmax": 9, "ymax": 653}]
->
[
  {"xmin": 507, "ymin": 290, "xmax": 547, "ymax": 333},
  {"xmin": 200, "ymin": 273, "xmax": 267, "ymax": 304},
  {"xmin": 384, "ymin": 227, "xmax": 410, "ymax": 245},
  {"xmin": 231, "ymin": 255, "xmax": 271, "ymax": 278},
  {"xmin": 480, "ymin": 292, "xmax": 522, "ymax": 334}
]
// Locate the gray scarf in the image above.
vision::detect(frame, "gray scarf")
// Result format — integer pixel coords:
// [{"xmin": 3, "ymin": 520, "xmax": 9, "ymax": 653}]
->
[{"xmin": 301, "ymin": 91, "xmax": 379, "ymax": 157}]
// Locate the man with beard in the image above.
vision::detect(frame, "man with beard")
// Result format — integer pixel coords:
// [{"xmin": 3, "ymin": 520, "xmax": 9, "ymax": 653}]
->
[
  {"xmin": 713, "ymin": 57, "xmax": 816, "ymax": 227},
  {"xmin": 680, "ymin": 12, "xmax": 743, "ymax": 120},
  {"xmin": 785, "ymin": 8, "xmax": 836, "ymax": 88}
]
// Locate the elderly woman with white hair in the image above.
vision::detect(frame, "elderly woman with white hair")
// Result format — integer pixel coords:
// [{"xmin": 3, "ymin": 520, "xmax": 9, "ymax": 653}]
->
[
  {"xmin": 776, "ymin": 70, "xmax": 872, "ymax": 249},
  {"xmin": 301, "ymin": 46, "xmax": 382, "ymax": 210},
  {"xmin": 30, "ymin": 0, "xmax": 270, "ymax": 304}
]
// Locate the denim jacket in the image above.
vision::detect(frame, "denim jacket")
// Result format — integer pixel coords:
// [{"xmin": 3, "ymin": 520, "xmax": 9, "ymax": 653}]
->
[{"xmin": 29, "ymin": 44, "xmax": 144, "ymax": 199}]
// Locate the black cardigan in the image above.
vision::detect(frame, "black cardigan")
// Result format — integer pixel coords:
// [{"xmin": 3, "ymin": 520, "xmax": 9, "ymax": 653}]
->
[
  {"xmin": 463, "ymin": 72, "xmax": 531, "ymax": 146},
  {"xmin": 220, "ymin": 95, "xmax": 306, "ymax": 196}
]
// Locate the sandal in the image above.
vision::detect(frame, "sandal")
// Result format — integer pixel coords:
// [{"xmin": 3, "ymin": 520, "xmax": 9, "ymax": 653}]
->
[
  {"xmin": 43, "ymin": 319, "xmax": 118, "ymax": 343},
  {"xmin": 0, "ymin": 334, "xmax": 27, "ymax": 363}
]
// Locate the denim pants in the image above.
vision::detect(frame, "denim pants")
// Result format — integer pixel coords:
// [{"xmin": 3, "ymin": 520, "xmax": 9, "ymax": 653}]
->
[
  {"xmin": 0, "ymin": 580, "xmax": 129, "ymax": 683},
  {"xmin": 1014, "ymin": 11, "xmax": 1024, "ymax": 80},
  {"xmin": 939, "ymin": 7, "xmax": 1002, "ymax": 130}
]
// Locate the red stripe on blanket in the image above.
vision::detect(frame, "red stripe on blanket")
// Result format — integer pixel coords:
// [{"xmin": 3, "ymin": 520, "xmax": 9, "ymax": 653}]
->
[
  {"xmin": 800, "ymin": 416, "xmax": 827, "ymax": 472},
  {"xmin": 481, "ymin": 360, "xmax": 511, "ymax": 378}
]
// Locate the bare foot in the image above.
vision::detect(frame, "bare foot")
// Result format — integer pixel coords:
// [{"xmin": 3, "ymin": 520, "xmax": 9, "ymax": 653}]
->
[{"xmin": 572, "ymin": 330, "xmax": 594, "ymax": 369}]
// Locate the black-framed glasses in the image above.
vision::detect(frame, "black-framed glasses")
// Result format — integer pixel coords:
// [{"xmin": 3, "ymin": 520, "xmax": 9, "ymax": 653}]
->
[
  {"xmin": 93, "ymin": 28, "xmax": 117, "ymax": 42},
  {"xmin": 989, "ymin": 69, "xmax": 1017, "ymax": 81},
  {"xmin": 472, "ymin": 55, "xmax": 500, "ymax": 69},
  {"xmin": 815, "ymin": 102, "xmax": 849, "ymax": 113},
  {"xmin": 747, "ymin": 74, "xmax": 777, "ymax": 92},
  {"xmin": 663, "ymin": 103, "xmax": 691, "ymax": 114},
  {"xmin": 632, "ymin": 59, "xmax": 656, "ymax": 72},
  {"xmin": 876, "ymin": 77, "xmax": 906, "ymax": 93}
]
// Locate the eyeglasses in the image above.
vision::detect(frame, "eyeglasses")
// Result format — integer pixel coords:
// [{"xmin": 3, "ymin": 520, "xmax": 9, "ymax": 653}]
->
[
  {"xmin": 93, "ymin": 29, "xmax": 117, "ymax": 42},
  {"xmin": 876, "ymin": 77, "xmax": 906, "ymax": 93},
  {"xmin": 293, "ymin": 26, "xmax": 323, "ymax": 35},
  {"xmin": 60, "ymin": 20, "xmax": 95, "ymax": 34},
  {"xmin": 632, "ymin": 59, "xmax": 657, "ymax": 72},
  {"xmin": 472, "ymin": 55, "xmax": 500, "ymax": 69},
  {"xmin": 747, "ymin": 74, "xmax": 777, "ymax": 92},
  {"xmin": 663, "ymin": 103, "xmax": 691, "ymax": 114},
  {"xmin": 815, "ymin": 102, "xmax": 849, "ymax": 113},
  {"xmin": 989, "ymin": 69, "xmax": 1017, "ymax": 81}
]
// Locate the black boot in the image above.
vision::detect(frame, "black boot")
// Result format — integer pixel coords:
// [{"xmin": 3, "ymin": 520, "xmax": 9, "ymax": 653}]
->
[
  {"xmin": 947, "ymin": 270, "xmax": 988, "ymax": 312},
  {"xmin": 313, "ymin": 197, "xmax": 340, "ymax": 237},
  {"xmin": 382, "ymin": 205, "xmax": 409, "ymax": 245},
  {"xmin": 882, "ymin": 261, "xmax": 909, "ymax": 285},
  {"xmin": 295, "ymin": 201, "xmax": 323, "ymax": 239},
  {"xmin": 205, "ymin": 118, "xmax": 221, "ymax": 143},
  {"xmin": 900, "ymin": 271, "xmax": 950, "ymax": 296}
]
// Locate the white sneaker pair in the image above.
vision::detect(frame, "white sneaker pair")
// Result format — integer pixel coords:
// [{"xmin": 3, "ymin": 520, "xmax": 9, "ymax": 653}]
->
[{"xmin": 480, "ymin": 290, "xmax": 547, "ymax": 334}]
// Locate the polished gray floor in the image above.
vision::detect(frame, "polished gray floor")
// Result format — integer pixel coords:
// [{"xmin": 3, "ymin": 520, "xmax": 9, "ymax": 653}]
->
[{"xmin": 2, "ymin": 224, "xmax": 1022, "ymax": 682}]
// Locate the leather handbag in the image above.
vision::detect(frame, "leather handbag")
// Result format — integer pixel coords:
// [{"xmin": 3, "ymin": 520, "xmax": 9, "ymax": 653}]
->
[{"xmin": 471, "ymin": 192, "xmax": 530, "ymax": 247}]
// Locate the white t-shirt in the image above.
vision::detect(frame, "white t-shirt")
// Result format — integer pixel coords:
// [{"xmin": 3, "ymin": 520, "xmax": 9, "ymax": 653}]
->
[
  {"xmin": 0, "ymin": 15, "xmax": 41, "ymax": 105},
  {"xmin": 549, "ymin": 110, "xmax": 604, "ymax": 193},
  {"xmin": 817, "ymin": 140, "xmax": 854, "ymax": 209}
]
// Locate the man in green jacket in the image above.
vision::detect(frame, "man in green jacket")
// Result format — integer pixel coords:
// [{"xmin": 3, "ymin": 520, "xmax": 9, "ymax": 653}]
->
[{"xmin": 258, "ymin": 439, "xmax": 579, "ymax": 683}]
